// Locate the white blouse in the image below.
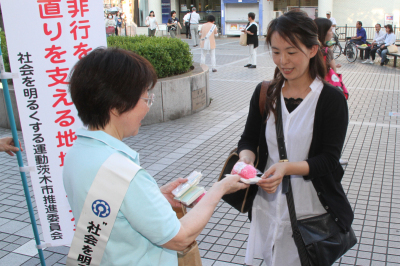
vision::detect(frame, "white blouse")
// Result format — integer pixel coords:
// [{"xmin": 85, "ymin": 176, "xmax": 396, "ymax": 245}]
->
[
  {"xmin": 146, "ymin": 16, "xmax": 157, "ymax": 30},
  {"xmin": 245, "ymin": 78, "xmax": 327, "ymax": 266}
]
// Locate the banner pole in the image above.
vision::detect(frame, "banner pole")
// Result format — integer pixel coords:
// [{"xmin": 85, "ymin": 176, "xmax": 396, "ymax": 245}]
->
[{"xmin": 0, "ymin": 39, "xmax": 47, "ymax": 266}]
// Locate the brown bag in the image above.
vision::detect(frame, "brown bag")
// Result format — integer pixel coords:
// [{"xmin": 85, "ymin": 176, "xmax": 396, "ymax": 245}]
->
[
  {"xmin": 173, "ymin": 206, "xmax": 202, "ymax": 266},
  {"xmin": 217, "ymin": 81, "xmax": 270, "ymax": 213},
  {"xmin": 239, "ymin": 33, "xmax": 247, "ymax": 46}
]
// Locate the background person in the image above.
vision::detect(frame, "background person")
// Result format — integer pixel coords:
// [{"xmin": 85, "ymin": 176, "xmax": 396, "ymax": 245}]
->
[
  {"xmin": 167, "ymin": 11, "xmax": 182, "ymax": 38},
  {"xmin": 362, "ymin": 23, "xmax": 385, "ymax": 64},
  {"xmin": 64, "ymin": 47, "xmax": 248, "ymax": 266},
  {"xmin": 200, "ymin": 15, "xmax": 218, "ymax": 72},
  {"xmin": 350, "ymin": 21, "xmax": 366, "ymax": 45},
  {"xmin": 378, "ymin": 24, "xmax": 396, "ymax": 66},
  {"xmin": 105, "ymin": 13, "xmax": 116, "ymax": 37},
  {"xmin": 145, "ymin": 11, "xmax": 159, "ymax": 37},
  {"xmin": 0, "ymin": 137, "xmax": 22, "ymax": 156},
  {"xmin": 189, "ymin": 7, "xmax": 200, "ymax": 47},
  {"xmin": 183, "ymin": 10, "xmax": 192, "ymax": 39},
  {"xmin": 315, "ymin": 17, "xmax": 341, "ymax": 73},
  {"xmin": 242, "ymin": 12, "xmax": 258, "ymax": 69},
  {"xmin": 240, "ymin": 11, "xmax": 353, "ymax": 265},
  {"xmin": 326, "ymin": 11, "xmax": 336, "ymax": 33}
]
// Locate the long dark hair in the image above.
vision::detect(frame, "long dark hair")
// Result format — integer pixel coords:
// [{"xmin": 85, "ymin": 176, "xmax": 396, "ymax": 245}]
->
[
  {"xmin": 264, "ymin": 10, "xmax": 326, "ymax": 120},
  {"xmin": 314, "ymin": 18, "xmax": 332, "ymax": 47}
]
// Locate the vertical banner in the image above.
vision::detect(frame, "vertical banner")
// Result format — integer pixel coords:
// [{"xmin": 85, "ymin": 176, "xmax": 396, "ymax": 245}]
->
[{"xmin": 1, "ymin": 0, "xmax": 107, "ymax": 246}]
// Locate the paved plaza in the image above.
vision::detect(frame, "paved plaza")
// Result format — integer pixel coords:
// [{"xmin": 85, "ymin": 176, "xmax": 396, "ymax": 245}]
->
[{"xmin": 0, "ymin": 37, "xmax": 399, "ymax": 266}]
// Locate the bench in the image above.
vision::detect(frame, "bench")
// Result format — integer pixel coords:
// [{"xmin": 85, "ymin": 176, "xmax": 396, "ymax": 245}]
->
[
  {"xmin": 387, "ymin": 52, "xmax": 400, "ymax": 67},
  {"xmin": 357, "ymin": 46, "xmax": 368, "ymax": 60}
]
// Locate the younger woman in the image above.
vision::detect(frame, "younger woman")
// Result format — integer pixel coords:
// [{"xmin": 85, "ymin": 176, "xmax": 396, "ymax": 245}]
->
[
  {"xmin": 378, "ymin": 24, "xmax": 397, "ymax": 66},
  {"xmin": 145, "ymin": 11, "xmax": 159, "ymax": 37},
  {"xmin": 239, "ymin": 10, "xmax": 353, "ymax": 265}
]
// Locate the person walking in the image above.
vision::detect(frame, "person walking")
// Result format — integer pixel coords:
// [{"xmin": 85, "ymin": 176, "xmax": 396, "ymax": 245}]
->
[
  {"xmin": 114, "ymin": 12, "xmax": 120, "ymax": 36},
  {"xmin": 105, "ymin": 13, "xmax": 117, "ymax": 37},
  {"xmin": 189, "ymin": 7, "xmax": 200, "ymax": 47},
  {"xmin": 145, "ymin": 11, "xmax": 159, "ymax": 37},
  {"xmin": 167, "ymin": 11, "xmax": 182, "ymax": 38},
  {"xmin": 183, "ymin": 10, "xmax": 192, "ymax": 39},
  {"xmin": 378, "ymin": 24, "xmax": 396, "ymax": 66},
  {"xmin": 240, "ymin": 10, "xmax": 354, "ymax": 265},
  {"xmin": 200, "ymin": 15, "xmax": 218, "ymax": 72},
  {"xmin": 362, "ymin": 23, "xmax": 385, "ymax": 64},
  {"xmin": 243, "ymin": 12, "xmax": 258, "ymax": 69}
]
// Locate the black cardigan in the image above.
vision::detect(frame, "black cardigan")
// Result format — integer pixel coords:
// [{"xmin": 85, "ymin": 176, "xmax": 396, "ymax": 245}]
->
[
  {"xmin": 246, "ymin": 23, "xmax": 258, "ymax": 48},
  {"xmin": 237, "ymin": 82, "xmax": 354, "ymax": 232}
]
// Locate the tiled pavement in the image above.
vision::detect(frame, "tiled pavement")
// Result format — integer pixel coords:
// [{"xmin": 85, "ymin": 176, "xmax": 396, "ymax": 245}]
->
[{"xmin": 0, "ymin": 37, "xmax": 399, "ymax": 266}]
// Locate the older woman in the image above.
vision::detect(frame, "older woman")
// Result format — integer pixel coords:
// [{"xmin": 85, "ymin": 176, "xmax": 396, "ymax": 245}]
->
[{"xmin": 63, "ymin": 48, "xmax": 248, "ymax": 265}]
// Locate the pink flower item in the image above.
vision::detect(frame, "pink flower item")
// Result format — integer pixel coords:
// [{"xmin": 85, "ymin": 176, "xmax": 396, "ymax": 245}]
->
[{"xmin": 231, "ymin": 162, "xmax": 257, "ymax": 179}]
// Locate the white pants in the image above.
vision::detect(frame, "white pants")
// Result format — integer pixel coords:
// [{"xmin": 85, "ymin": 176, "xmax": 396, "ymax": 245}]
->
[
  {"xmin": 201, "ymin": 49, "xmax": 216, "ymax": 69},
  {"xmin": 249, "ymin": 44, "xmax": 257, "ymax": 65},
  {"xmin": 190, "ymin": 24, "xmax": 199, "ymax": 45}
]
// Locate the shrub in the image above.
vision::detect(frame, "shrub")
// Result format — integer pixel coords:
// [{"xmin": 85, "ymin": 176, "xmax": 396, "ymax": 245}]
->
[
  {"xmin": 107, "ymin": 36, "xmax": 193, "ymax": 78},
  {"xmin": 0, "ymin": 31, "xmax": 10, "ymax": 73}
]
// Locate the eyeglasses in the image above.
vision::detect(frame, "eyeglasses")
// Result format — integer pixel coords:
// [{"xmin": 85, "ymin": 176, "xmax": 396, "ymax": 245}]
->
[{"xmin": 141, "ymin": 93, "xmax": 155, "ymax": 108}]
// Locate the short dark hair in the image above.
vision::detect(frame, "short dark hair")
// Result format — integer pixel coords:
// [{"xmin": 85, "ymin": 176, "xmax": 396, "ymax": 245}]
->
[
  {"xmin": 171, "ymin": 10, "xmax": 176, "ymax": 16},
  {"xmin": 248, "ymin": 12, "xmax": 255, "ymax": 20},
  {"xmin": 376, "ymin": 23, "xmax": 381, "ymax": 27},
  {"xmin": 385, "ymin": 24, "xmax": 393, "ymax": 33},
  {"xmin": 192, "ymin": 7, "xmax": 196, "ymax": 11},
  {"xmin": 207, "ymin": 15, "xmax": 215, "ymax": 22},
  {"xmin": 357, "ymin": 21, "xmax": 362, "ymax": 26},
  {"xmin": 69, "ymin": 48, "xmax": 157, "ymax": 129},
  {"xmin": 149, "ymin": 11, "xmax": 154, "ymax": 16},
  {"xmin": 314, "ymin": 17, "xmax": 332, "ymax": 47}
]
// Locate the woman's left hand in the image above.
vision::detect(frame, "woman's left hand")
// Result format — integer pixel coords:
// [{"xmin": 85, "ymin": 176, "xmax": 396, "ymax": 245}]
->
[
  {"xmin": 160, "ymin": 178, "xmax": 188, "ymax": 208},
  {"xmin": 257, "ymin": 163, "xmax": 287, "ymax": 194}
]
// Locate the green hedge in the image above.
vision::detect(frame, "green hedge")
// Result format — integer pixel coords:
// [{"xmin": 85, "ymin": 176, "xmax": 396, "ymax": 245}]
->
[
  {"xmin": 107, "ymin": 36, "xmax": 193, "ymax": 78},
  {"xmin": 0, "ymin": 31, "xmax": 10, "ymax": 73}
]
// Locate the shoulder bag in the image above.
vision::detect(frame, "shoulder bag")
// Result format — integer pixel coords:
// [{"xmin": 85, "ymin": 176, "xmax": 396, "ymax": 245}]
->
[
  {"xmin": 239, "ymin": 32, "xmax": 247, "ymax": 46},
  {"xmin": 275, "ymin": 96, "xmax": 357, "ymax": 266},
  {"xmin": 387, "ymin": 44, "xmax": 398, "ymax": 54},
  {"xmin": 217, "ymin": 81, "xmax": 270, "ymax": 213},
  {"xmin": 173, "ymin": 206, "xmax": 202, "ymax": 266}
]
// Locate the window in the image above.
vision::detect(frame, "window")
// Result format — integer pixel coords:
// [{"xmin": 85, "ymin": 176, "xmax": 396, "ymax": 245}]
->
[{"xmin": 138, "ymin": 0, "xmax": 148, "ymax": 27}]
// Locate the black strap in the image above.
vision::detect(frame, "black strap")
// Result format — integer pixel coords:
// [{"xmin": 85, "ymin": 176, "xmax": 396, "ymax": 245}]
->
[{"xmin": 275, "ymin": 96, "xmax": 310, "ymax": 266}]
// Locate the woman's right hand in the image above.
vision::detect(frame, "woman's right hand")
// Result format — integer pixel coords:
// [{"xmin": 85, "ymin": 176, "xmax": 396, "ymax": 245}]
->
[{"xmin": 218, "ymin": 174, "xmax": 249, "ymax": 195}]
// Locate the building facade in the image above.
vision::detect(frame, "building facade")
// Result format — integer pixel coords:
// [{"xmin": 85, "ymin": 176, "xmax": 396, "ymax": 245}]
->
[{"xmin": 105, "ymin": 0, "xmax": 400, "ymax": 36}]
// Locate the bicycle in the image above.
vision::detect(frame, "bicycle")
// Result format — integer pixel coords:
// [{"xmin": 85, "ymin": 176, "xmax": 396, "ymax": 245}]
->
[{"xmin": 332, "ymin": 27, "xmax": 358, "ymax": 63}]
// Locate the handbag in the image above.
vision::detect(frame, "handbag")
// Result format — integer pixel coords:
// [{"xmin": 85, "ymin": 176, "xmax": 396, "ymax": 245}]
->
[
  {"xmin": 218, "ymin": 81, "xmax": 270, "ymax": 213},
  {"xmin": 239, "ymin": 33, "xmax": 247, "ymax": 46},
  {"xmin": 173, "ymin": 206, "xmax": 202, "ymax": 266},
  {"xmin": 388, "ymin": 44, "xmax": 398, "ymax": 53},
  {"xmin": 324, "ymin": 48, "xmax": 349, "ymax": 100},
  {"xmin": 106, "ymin": 26, "xmax": 115, "ymax": 35},
  {"xmin": 275, "ymin": 96, "xmax": 357, "ymax": 266}
]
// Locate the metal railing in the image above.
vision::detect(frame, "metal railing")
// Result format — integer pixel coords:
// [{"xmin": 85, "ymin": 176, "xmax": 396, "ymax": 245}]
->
[{"xmin": 336, "ymin": 25, "xmax": 399, "ymax": 41}]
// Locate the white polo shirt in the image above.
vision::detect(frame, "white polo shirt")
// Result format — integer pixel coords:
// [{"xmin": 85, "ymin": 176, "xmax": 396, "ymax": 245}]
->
[{"xmin": 189, "ymin": 12, "xmax": 200, "ymax": 24}]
